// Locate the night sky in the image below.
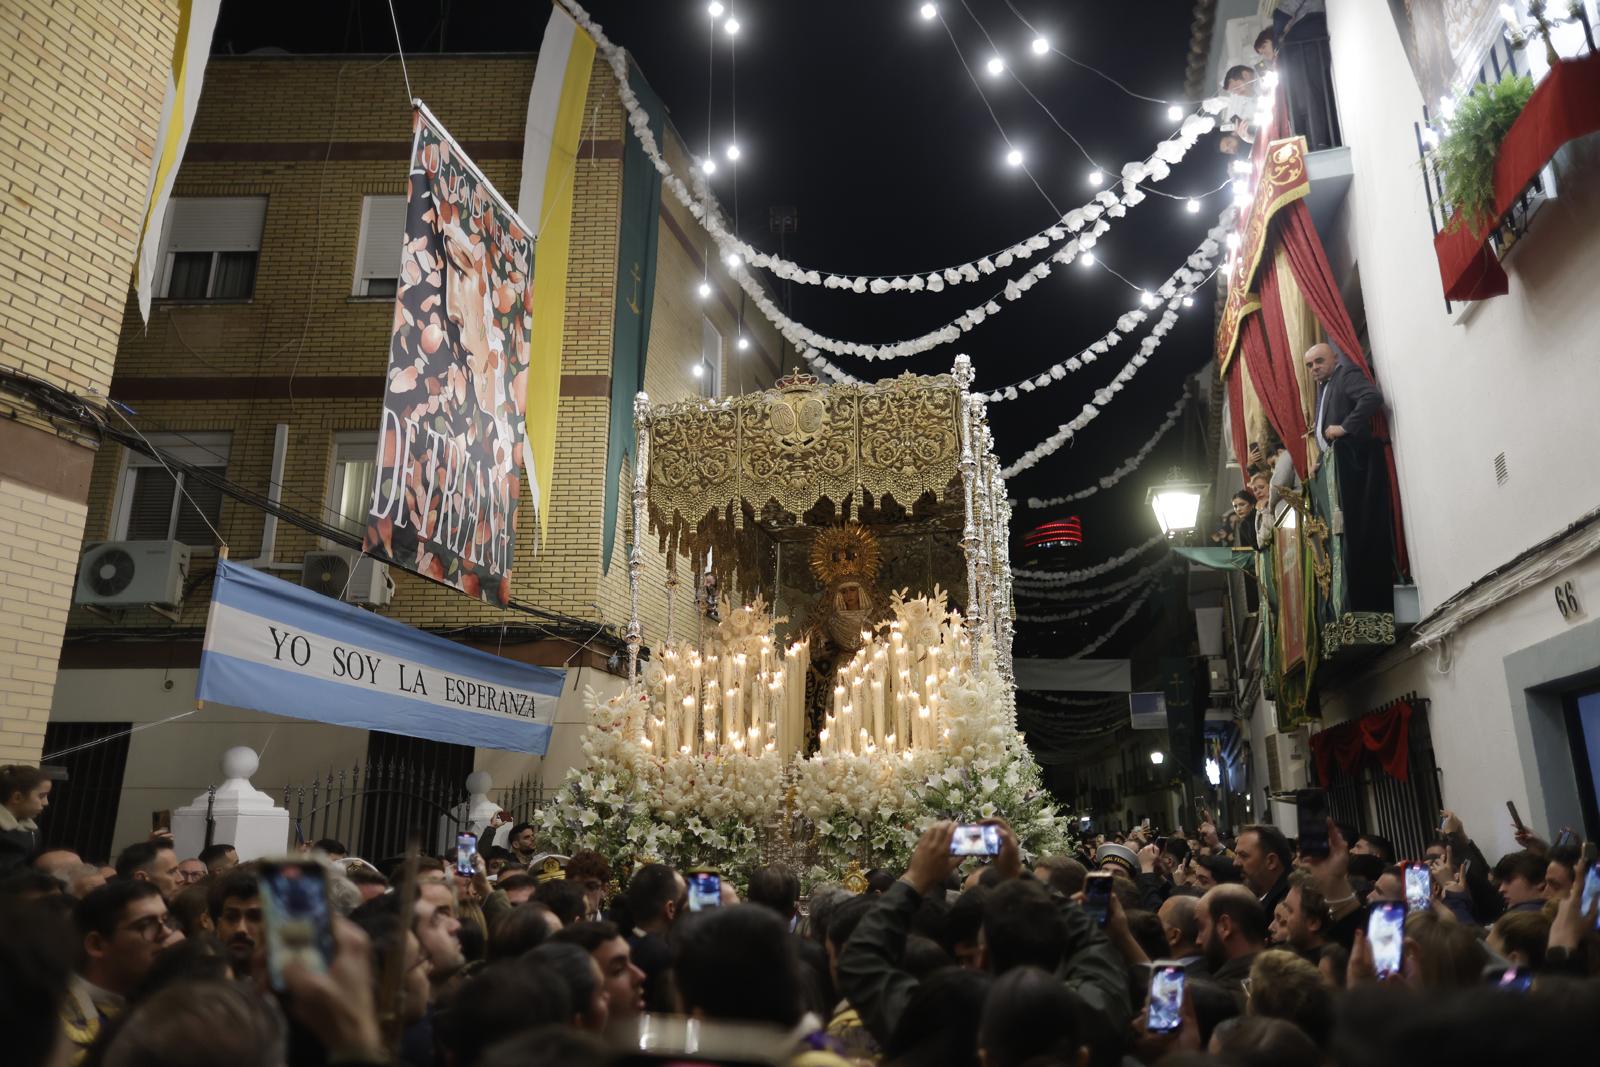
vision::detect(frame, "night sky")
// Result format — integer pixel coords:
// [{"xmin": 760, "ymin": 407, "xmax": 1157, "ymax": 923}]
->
[{"xmin": 212, "ymin": 0, "xmax": 1222, "ymax": 664}]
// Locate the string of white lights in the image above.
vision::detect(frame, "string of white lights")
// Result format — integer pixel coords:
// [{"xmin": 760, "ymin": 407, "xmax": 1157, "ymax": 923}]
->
[
  {"xmin": 1015, "ymin": 554, "xmax": 1179, "ymax": 603},
  {"xmin": 558, "ymin": 0, "xmax": 1228, "ymax": 319},
  {"xmin": 799, "ymin": 219, "xmax": 1224, "ymax": 391},
  {"xmin": 1023, "ymin": 391, "xmax": 1188, "ymax": 506},
  {"xmin": 1015, "ymin": 567, "xmax": 1173, "ymax": 622},
  {"xmin": 1069, "ymin": 580, "xmax": 1168, "ymax": 658},
  {"xmin": 1026, "ymin": 691, "xmax": 1130, "ymax": 707},
  {"xmin": 996, "ymin": 0, "xmax": 1188, "ymax": 106},
  {"xmin": 997, "ymin": 271, "xmax": 1206, "ymax": 480},
  {"xmin": 1014, "ymin": 531, "xmax": 1167, "ymax": 584}
]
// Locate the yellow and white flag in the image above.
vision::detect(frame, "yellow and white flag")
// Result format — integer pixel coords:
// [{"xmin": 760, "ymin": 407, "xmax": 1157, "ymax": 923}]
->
[
  {"xmin": 133, "ymin": 0, "xmax": 222, "ymax": 324},
  {"xmin": 519, "ymin": 4, "xmax": 596, "ymax": 542}
]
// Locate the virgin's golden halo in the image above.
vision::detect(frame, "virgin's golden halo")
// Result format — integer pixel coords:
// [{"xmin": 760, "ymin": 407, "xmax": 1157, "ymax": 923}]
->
[{"xmin": 809, "ymin": 523, "xmax": 883, "ymax": 585}]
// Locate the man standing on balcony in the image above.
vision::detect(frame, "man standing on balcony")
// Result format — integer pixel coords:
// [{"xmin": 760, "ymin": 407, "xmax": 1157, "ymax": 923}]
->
[
  {"xmin": 1269, "ymin": 1, "xmax": 1339, "ymax": 151},
  {"xmin": 1306, "ymin": 343, "xmax": 1395, "ymax": 613}
]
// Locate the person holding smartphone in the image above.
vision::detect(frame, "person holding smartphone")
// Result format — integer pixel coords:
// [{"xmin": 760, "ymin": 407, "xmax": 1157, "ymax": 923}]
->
[{"xmin": 836, "ymin": 819, "xmax": 1133, "ymax": 1045}]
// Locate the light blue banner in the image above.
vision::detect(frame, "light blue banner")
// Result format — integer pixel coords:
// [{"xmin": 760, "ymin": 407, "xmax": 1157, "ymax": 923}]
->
[{"xmin": 198, "ymin": 560, "xmax": 562, "ymax": 753}]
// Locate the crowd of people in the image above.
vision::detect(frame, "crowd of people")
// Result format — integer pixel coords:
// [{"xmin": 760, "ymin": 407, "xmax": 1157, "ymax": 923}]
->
[{"xmin": 6, "ymin": 760, "xmax": 1600, "ymax": 1067}]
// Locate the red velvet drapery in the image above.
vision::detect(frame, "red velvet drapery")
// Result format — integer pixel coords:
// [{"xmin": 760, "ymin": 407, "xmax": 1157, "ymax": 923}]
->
[
  {"xmin": 1227, "ymin": 360, "xmax": 1250, "ymax": 491},
  {"xmin": 1256, "ymin": 259, "xmax": 1312, "ymax": 478},
  {"xmin": 1309, "ymin": 701, "xmax": 1414, "ymax": 786},
  {"xmin": 1239, "ymin": 307, "xmax": 1308, "ymax": 480}
]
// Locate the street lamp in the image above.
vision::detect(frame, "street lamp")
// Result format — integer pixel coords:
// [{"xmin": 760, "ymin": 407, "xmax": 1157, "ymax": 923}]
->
[
  {"xmin": 1147, "ymin": 466, "xmax": 1207, "ymax": 538},
  {"xmin": 1149, "ymin": 750, "xmax": 1165, "ymax": 765}
]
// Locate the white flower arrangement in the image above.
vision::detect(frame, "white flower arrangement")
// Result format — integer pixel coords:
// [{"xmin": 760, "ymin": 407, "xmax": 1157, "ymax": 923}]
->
[{"xmin": 541, "ymin": 598, "xmax": 1075, "ymax": 886}]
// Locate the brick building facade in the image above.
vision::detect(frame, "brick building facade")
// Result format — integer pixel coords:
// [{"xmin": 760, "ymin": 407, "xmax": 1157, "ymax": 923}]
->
[
  {"xmin": 28, "ymin": 50, "xmax": 782, "ymax": 853},
  {"xmin": 0, "ymin": 1, "xmax": 180, "ymax": 765}
]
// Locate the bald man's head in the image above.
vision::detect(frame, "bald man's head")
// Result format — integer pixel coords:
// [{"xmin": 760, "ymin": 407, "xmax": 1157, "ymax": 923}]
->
[
  {"xmin": 1304, "ymin": 343, "xmax": 1337, "ymax": 383},
  {"xmin": 1158, "ymin": 894, "xmax": 1201, "ymax": 956},
  {"xmin": 1197, "ymin": 884, "xmax": 1268, "ymax": 969}
]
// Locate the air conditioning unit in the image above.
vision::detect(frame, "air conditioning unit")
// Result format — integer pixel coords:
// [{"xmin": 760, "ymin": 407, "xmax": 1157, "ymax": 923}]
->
[
  {"xmin": 1207, "ymin": 656, "xmax": 1231, "ymax": 694},
  {"xmin": 1264, "ymin": 729, "xmax": 1310, "ymax": 794},
  {"xmin": 301, "ymin": 551, "xmax": 394, "ymax": 607},
  {"xmin": 74, "ymin": 541, "xmax": 190, "ymax": 608}
]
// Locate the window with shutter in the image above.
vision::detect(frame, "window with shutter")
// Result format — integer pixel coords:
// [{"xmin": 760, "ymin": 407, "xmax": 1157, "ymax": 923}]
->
[
  {"xmin": 354, "ymin": 195, "xmax": 407, "ymax": 297},
  {"xmin": 699, "ymin": 316, "xmax": 723, "ymax": 398},
  {"xmin": 113, "ymin": 433, "xmax": 231, "ymax": 550},
  {"xmin": 156, "ymin": 197, "xmax": 267, "ymax": 301},
  {"xmin": 328, "ymin": 433, "xmax": 380, "ymax": 536}
]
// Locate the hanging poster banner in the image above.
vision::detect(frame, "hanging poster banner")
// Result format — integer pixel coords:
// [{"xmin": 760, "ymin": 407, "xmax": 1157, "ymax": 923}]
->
[
  {"xmin": 198, "ymin": 560, "xmax": 563, "ymax": 753},
  {"xmin": 365, "ymin": 104, "xmax": 535, "ymax": 607}
]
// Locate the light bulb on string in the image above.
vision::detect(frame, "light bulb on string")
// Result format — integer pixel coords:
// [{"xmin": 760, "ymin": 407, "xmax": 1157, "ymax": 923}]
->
[
  {"xmin": 1182, "ymin": 296, "xmax": 1195, "ymax": 308},
  {"xmin": 1263, "ymin": 70, "xmax": 1279, "ymax": 90},
  {"xmin": 725, "ymin": 252, "xmax": 742, "ymax": 269},
  {"xmin": 707, "ymin": 0, "xmax": 724, "ymax": 16},
  {"xmin": 697, "ymin": 281, "xmax": 712, "ymax": 300},
  {"xmin": 691, "ymin": 362, "xmax": 705, "ymax": 379},
  {"xmin": 919, "ymin": 2, "xmax": 936, "ymax": 19},
  {"xmin": 724, "ymin": 17, "xmax": 740, "ymax": 35},
  {"xmin": 1088, "ymin": 169, "xmax": 1104, "ymax": 186},
  {"xmin": 985, "ymin": 55, "xmax": 1005, "ymax": 76},
  {"xmin": 736, "ymin": 335, "xmax": 750, "ymax": 351},
  {"xmin": 725, "ymin": 143, "xmax": 741, "ymax": 161},
  {"xmin": 1141, "ymin": 291, "xmax": 1156, "ymax": 307},
  {"xmin": 1226, "ymin": 233, "xmax": 1241, "ymax": 250},
  {"xmin": 1231, "ymin": 160, "xmax": 1253, "ymax": 174},
  {"xmin": 1031, "ymin": 36, "xmax": 1049, "ymax": 55},
  {"xmin": 701, "ymin": 158, "xmax": 717, "ymax": 175},
  {"xmin": 1167, "ymin": 104, "xmax": 1184, "ymax": 122},
  {"xmin": 1185, "ymin": 198, "xmax": 1200, "ymax": 214},
  {"xmin": 1005, "ymin": 147, "xmax": 1024, "ymax": 167},
  {"xmin": 1080, "ymin": 251, "xmax": 1095, "ymax": 267}
]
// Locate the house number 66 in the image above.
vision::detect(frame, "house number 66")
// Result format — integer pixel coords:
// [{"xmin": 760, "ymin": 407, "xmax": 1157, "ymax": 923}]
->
[{"xmin": 1555, "ymin": 580, "xmax": 1582, "ymax": 619}]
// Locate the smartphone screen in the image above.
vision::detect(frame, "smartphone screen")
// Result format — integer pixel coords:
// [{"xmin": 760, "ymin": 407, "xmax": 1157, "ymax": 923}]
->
[
  {"xmin": 1367, "ymin": 901, "xmax": 1406, "ymax": 979},
  {"xmin": 1581, "ymin": 863, "xmax": 1600, "ymax": 929},
  {"xmin": 259, "ymin": 860, "xmax": 334, "ymax": 992},
  {"xmin": 1404, "ymin": 864, "xmax": 1431, "ymax": 912},
  {"xmin": 688, "ymin": 871, "xmax": 721, "ymax": 912},
  {"xmin": 1147, "ymin": 964, "xmax": 1185, "ymax": 1032},
  {"xmin": 1083, "ymin": 873, "xmax": 1112, "ymax": 927},
  {"xmin": 1496, "ymin": 967, "xmax": 1532, "ymax": 992},
  {"xmin": 456, "ymin": 832, "xmax": 478, "ymax": 877},
  {"xmin": 949, "ymin": 824, "xmax": 1001, "ymax": 857},
  {"xmin": 1297, "ymin": 788, "xmax": 1331, "ymax": 858}
]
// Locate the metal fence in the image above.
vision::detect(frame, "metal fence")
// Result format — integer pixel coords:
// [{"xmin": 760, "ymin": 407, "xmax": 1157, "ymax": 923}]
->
[
  {"xmin": 1324, "ymin": 696, "xmax": 1443, "ymax": 861},
  {"xmin": 281, "ymin": 759, "xmax": 547, "ymax": 860}
]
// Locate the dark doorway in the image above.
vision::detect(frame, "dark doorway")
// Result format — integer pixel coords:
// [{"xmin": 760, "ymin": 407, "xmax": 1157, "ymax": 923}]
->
[
  {"xmin": 38, "ymin": 722, "xmax": 132, "ymax": 864},
  {"xmin": 1562, "ymin": 686, "xmax": 1600, "ymax": 841}
]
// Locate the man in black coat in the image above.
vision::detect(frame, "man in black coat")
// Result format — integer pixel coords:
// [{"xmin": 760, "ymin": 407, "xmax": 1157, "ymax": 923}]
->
[{"xmin": 1305, "ymin": 342, "xmax": 1395, "ymax": 612}]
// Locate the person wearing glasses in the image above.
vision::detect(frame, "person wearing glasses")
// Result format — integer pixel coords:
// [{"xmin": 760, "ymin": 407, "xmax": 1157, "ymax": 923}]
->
[{"xmin": 61, "ymin": 880, "xmax": 183, "ymax": 1057}]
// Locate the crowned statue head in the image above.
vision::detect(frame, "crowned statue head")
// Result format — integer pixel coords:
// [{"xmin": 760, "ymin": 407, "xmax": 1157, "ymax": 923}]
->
[{"xmin": 809, "ymin": 523, "xmax": 884, "ymax": 653}]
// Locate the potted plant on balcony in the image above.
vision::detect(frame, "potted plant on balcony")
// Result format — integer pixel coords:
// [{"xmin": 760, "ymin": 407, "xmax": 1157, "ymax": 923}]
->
[{"xmin": 1434, "ymin": 74, "xmax": 1536, "ymax": 236}]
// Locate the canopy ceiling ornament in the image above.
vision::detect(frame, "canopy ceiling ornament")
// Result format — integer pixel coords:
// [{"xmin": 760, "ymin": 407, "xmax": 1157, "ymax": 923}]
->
[{"xmin": 644, "ymin": 369, "xmax": 965, "ymax": 581}]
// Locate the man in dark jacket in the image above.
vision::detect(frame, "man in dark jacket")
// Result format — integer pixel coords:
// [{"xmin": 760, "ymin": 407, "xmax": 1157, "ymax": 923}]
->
[
  {"xmin": 1306, "ymin": 341, "xmax": 1395, "ymax": 611},
  {"xmin": 0, "ymin": 764, "xmax": 50, "ymax": 875},
  {"xmin": 1194, "ymin": 884, "xmax": 1267, "ymax": 1004},
  {"xmin": 836, "ymin": 820, "xmax": 1131, "ymax": 1050}
]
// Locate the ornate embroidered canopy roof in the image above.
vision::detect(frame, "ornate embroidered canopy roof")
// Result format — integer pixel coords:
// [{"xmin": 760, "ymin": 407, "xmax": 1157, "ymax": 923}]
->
[{"xmin": 643, "ymin": 370, "xmax": 965, "ymax": 583}]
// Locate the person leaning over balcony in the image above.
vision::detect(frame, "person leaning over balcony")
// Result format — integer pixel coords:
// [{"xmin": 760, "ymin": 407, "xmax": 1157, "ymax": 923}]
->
[{"xmin": 1305, "ymin": 341, "xmax": 1396, "ymax": 611}]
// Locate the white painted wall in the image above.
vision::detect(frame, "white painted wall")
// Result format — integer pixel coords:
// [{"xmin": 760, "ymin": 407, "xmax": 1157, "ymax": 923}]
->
[
  {"xmin": 1324, "ymin": 4, "xmax": 1600, "ymax": 617},
  {"xmin": 1242, "ymin": 550, "xmax": 1600, "ymax": 863},
  {"xmin": 50, "ymin": 664, "xmax": 618, "ymax": 858}
]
